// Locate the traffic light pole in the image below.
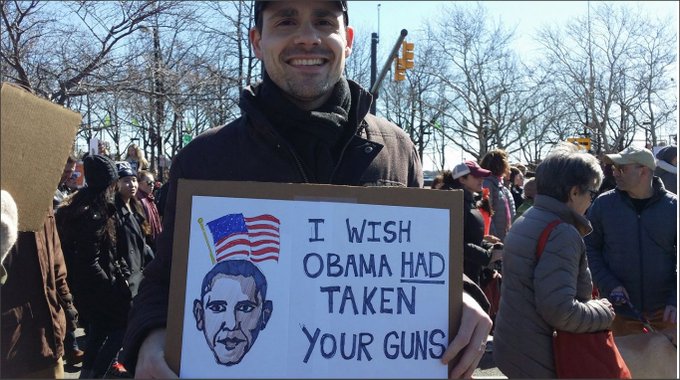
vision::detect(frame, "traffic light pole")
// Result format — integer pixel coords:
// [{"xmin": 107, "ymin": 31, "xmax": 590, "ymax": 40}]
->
[{"xmin": 370, "ymin": 29, "xmax": 408, "ymax": 109}]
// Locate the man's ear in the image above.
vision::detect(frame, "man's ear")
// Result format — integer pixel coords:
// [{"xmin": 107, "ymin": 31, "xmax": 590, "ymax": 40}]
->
[
  {"xmin": 193, "ymin": 299, "xmax": 204, "ymax": 331},
  {"xmin": 250, "ymin": 27, "xmax": 264, "ymax": 60},
  {"xmin": 344, "ymin": 26, "xmax": 354, "ymax": 58},
  {"xmin": 261, "ymin": 300, "xmax": 273, "ymax": 330}
]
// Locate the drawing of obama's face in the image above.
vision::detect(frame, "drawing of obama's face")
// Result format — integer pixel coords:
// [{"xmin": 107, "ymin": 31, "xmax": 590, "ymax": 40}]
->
[{"xmin": 193, "ymin": 261, "xmax": 273, "ymax": 366}]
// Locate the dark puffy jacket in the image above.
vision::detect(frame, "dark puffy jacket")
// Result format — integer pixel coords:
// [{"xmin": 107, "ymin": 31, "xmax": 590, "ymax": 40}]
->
[
  {"xmin": 120, "ymin": 80, "xmax": 424, "ymax": 370},
  {"xmin": 585, "ymin": 177, "xmax": 677, "ymax": 317},
  {"xmin": 461, "ymin": 188, "xmax": 495, "ymax": 285}
]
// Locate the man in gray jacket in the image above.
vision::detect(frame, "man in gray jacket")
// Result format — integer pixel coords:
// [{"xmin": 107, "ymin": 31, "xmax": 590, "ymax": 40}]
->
[
  {"xmin": 585, "ymin": 146, "xmax": 677, "ymax": 336},
  {"xmin": 120, "ymin": 1, "xmax": 493, "ymax": 378}
]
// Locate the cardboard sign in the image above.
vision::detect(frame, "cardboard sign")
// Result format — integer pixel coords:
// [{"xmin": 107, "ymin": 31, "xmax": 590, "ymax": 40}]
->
[
  {"xmin": 0, "ymin": 83, "xmax": 81, "ymax": 231},
  {"xmin": 166, "ymin": 180, "xmax": 463, "ymax": 378}
]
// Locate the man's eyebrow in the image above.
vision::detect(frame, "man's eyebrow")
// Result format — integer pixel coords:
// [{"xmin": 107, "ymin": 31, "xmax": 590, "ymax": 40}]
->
[{"xmin": 268, "ymin": 7, "xmax": 298, "ymax": 19}]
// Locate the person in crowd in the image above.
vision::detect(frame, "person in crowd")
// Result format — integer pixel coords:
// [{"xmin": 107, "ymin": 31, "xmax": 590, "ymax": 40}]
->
[
  {"xmin": 107, "ymin": 162, "xmax": 155, "ymax": 376},
  {"xmin": 1, "ymin": 190, "xmax": 79, "ymax": 378},
  {"xmin": 437, "ymin": 162, "xmax": 503, "ymax": 287},
  {"xmin": 120, "ymin": 2, "xmax": 493, "ymax": 378},
  {"xmin": 55, "ymin": 154, "xmax": 128, "ymax": 379},
  {"xmin": 508, "ymin": 166, "xmax": 524, "ymax": 211},
  {"xmin": 124, "ymin": 143, "xmax": 150, "ymax": 174},
  {"xmin": 585, "ymin": 146, "xmax": 677, "ymax": 336},
  {"xmin": 654, "ymin": 145, "xmax": 676, "ymax": 194},
  {"xmin": 1, "ymin": 190, "xmax": 18, "ymax": 283},
  {"xmin": 514, "ymin": 177, "xmax": 536, "ymax": 219},
  {"xmin": 136, "ymin": 170, "xmax": 162, "ymax": 247},
  {"xmin": 480, "ymin": 149, "xmax": 515, "ymax": 240},
  {"xmin": 493, "ymin": 142, "xmax": 615, "ymax": 378},
  {"xmin": 54, "ymin": 156, "xmax": 77, "ymax": 208},
  {"xmin": 52, "ymin": 155, "xmax": 86, "ymax": 365},
  {"xmin": 598, "ymin": 160, "xmax": 617, "ymax": 195},
  {"xmin": 98, "ymin": 140, "xmax": 113, "ymax": 159}
]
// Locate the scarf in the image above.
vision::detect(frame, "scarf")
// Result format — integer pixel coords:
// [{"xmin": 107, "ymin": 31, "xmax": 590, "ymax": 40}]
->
[{"xmin": 257, "ymin": 73, "xmax": 353, "ymax": 183}]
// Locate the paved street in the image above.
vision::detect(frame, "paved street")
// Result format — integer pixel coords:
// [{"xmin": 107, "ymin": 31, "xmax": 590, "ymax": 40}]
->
[{"xmin": 64, "ymin": 329, "xmax": 506, "ymax": 379}]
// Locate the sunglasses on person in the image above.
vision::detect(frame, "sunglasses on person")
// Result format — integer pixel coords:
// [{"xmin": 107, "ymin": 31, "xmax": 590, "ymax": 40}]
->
[
  {"xmin": 613, "ymin": 164, "xmax": 644, "ymax": 174},
  {"xmin": 588, "ymin": 189, "xmax": 599, "ymax": 202}
]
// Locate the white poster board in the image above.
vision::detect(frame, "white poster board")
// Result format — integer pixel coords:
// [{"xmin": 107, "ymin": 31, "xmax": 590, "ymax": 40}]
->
[{"xmin": 167, "ymin": 180, "xmax": 463, "ymax": 379}]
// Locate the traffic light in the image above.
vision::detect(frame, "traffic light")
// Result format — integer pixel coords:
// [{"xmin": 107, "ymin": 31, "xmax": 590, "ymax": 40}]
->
[
  {"xmin": 394, "ymin": 57, "xmax": 406, "ymax": 81},
  {"xmin": 402, "ymin": 41, "xmax": 415, "ymax": 69}
]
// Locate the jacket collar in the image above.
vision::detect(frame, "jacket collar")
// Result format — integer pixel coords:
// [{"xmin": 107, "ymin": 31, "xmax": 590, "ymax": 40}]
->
[{"xmin": 533, "ymin": 194, "xmax": 593, "ymax": 236}]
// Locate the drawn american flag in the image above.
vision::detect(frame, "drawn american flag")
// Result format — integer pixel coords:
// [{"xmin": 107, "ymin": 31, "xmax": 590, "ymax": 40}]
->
[{"xmin": 206, "ymin": 213, "xmax": 280, "ymax": 263}]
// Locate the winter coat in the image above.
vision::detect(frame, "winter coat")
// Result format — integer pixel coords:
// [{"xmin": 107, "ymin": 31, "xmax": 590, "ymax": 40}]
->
[
  {"xmin": 120, "ymin": 79, "xmax": 425, "ymax": 370},
  {"xmin": 482, "ymin": 176, "xmax": 515, "ymax": 240},
  {"xmin": 585, "ymin": 177, "xmax": 677, "ymax": 317},
  {"xmin": 114, "ymin": 196, "xmax": 154, "ymax": 300},
  {"xmin": 1, "ymin": 210, "xmax": 75, "ymax": 377},
  {"xmin": 493, "ymin": 195, "xmax": 614, "ymax": 378},
  {"xmin": 137, "ymin": 189, "xmax": 162, "ymax": 245},
  {"xmin": 461, "ymin": 188, "xmax": 496, "ymax": 285},
  {"xmin": 56, "ymin": 201, "xmax": 131, "ymax": 329}
]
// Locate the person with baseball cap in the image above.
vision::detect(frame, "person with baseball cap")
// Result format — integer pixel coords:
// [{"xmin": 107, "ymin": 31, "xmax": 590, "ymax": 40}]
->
[
  {"xmin": 585, "ymin": 146, "xmax": 677, "ymax": 336},
  {"xmin": 121, "ymin": 1, "xmax": 493, "ymax": 378}
]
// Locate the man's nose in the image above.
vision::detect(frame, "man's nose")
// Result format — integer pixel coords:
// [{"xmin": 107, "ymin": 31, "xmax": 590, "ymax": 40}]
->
[
  {"xmin": 222, "ymin": 310, "xmax": 239, "ymax": 331},
  {"xmin": 294, "ymin": 21, "xmax": 321, "ymax": 46}
]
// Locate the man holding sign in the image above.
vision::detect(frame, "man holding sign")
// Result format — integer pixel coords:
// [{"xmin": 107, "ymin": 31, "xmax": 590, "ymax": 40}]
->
[{"xmin": 121, "ymin": 1, "xmax": 492, "ymax": 378}]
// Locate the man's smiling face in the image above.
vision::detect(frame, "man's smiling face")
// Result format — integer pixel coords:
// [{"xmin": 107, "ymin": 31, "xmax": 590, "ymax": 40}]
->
[{"xmin": 249, "ymin": 0, "xmax": 354, "ymax": 110}]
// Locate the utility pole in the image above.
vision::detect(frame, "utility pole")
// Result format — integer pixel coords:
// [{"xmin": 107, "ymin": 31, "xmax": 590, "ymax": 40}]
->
[{"xmin": 370, "ymin": 32, "xmax": 379, "ymax": 115}]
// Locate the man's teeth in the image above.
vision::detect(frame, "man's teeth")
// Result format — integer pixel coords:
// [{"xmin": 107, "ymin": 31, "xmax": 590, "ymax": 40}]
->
[{"xmin": 290, "ymin": 59, "xmax": 323, "ymax": 66}]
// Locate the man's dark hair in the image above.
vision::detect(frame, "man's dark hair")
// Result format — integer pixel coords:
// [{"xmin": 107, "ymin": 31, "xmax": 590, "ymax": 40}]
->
[
  {"xmin": 201, "ymin": 260, "xmax": 268, "ymax": 301},
  {"xmin": 253, "ymin": 1, "xmax": 348, "ymax": 31}
]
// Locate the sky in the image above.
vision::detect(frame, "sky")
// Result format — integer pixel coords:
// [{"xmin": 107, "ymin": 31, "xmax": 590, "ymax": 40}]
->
[{"xmin": 346, "ymin": 1, "xmax": 680, "ymax": 170}]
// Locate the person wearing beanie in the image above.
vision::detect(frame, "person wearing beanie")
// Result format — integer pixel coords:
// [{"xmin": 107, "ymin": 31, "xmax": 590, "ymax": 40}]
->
[
  {"xmin": 97, "ymin": 163, "xmax": 154, "ymax": 377},
  {"xmin": 55, "ymin": 154, "xmax": 126, "ymax": 378},
  {"xmin": 585, "ymin": 146, "xmax": 677, "ymax": 336},
  {"xmin": 121, "ymin": 1, "xmax": 493, "ymax": 378},
  {"xmin": 654, "ymin": 145, "xmax": 676, "ymax": 194}
]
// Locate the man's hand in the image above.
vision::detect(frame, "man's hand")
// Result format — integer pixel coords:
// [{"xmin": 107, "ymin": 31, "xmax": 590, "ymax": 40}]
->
[
  {"xmin": 440, "ymin": 292, "xmax": 493, "ymax": 379},
  {"xmin": 663, "ymin": 305, "xmax": 676, "ymax": 323},
  {"xmin": 135, "ymin": 328, "xmax": 178, "ymax": 379}
]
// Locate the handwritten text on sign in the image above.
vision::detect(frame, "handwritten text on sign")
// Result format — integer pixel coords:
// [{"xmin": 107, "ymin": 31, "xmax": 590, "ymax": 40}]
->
[{"xmin": 181, "ymin": 198, "xmax": 451, "ymax": 378}]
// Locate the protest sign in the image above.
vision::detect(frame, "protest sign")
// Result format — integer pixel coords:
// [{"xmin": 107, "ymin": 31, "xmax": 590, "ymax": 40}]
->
[
  {"xmin": 166, "ymin": 180, "xmax": 463, "ymax": 378},
  {"xmin": 0, "ymin": 82, "xmax": 81, "ymax": 231}
]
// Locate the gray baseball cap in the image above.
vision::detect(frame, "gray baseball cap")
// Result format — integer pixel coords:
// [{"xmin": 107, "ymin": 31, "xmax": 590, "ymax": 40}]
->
[{"xmin": 605, "ymin": 146, "xmax": 656, "ymax": 170}]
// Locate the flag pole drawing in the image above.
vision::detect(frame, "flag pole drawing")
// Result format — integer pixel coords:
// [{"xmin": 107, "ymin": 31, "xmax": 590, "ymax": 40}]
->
[
  {"xmin": 197, "ymin": 218, "xmax": 216, "ymax": 265},
  {"xmin": 202, "ymin": 213, "xmax": 281, "ymax": 263}
]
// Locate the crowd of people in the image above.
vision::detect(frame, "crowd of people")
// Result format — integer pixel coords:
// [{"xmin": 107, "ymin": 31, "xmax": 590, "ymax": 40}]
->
[
  {"xmin": 431, "ymin": 143, "xmax": 677, "ymax": 377},
  {"xmin": 0, "ymin": 1, "xmax": 676, "ymax": 379}
]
